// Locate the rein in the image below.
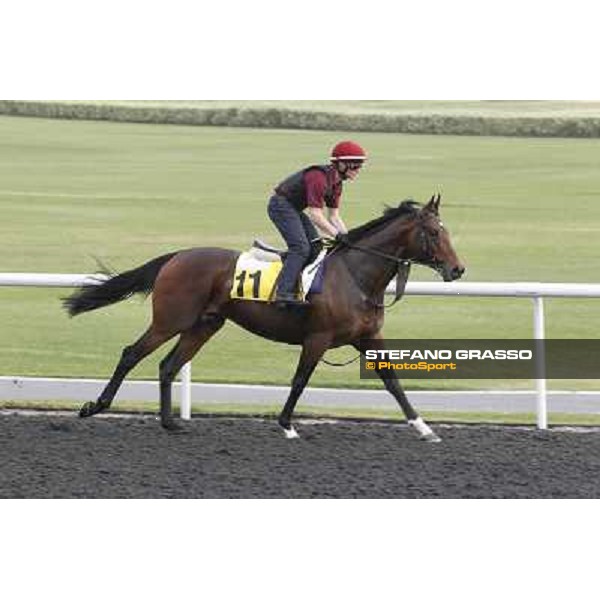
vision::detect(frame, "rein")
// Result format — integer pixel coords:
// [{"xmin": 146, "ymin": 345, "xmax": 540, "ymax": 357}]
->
[
  {"xmin": 320, "ymin": 243, "xmax": 412, "ymax": 368},
  {"xmin": 340, "ymin": 240, "xmax": 412, "ymax": 309},
  {"xmin": 320, "ymin": 211, "xmax": 438, "ymax": 368}
]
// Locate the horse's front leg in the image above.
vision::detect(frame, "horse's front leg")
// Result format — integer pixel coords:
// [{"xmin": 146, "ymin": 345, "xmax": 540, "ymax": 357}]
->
[
  {"xmin": 379, "ymin": 370, "xmax": 441, "ymax": 443},
  {"xmin": 278, "ymin": 333, "xmax": 332, "ymax": 439},
  {"xmin": 354, "ymin": 336, "xmax": 441, "ymax": 443}
]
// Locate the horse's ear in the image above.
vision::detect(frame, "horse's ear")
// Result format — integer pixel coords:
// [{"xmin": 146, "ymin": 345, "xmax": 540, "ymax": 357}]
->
[{"xmin": 424, "ymin": 193, "xmax": 441, "ymax": 214}]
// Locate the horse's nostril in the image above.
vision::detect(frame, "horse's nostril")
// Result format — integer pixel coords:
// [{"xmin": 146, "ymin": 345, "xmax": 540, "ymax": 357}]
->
[{"xmin": 452, "ymin": 266, "xmax": 465, "ymax": 279}]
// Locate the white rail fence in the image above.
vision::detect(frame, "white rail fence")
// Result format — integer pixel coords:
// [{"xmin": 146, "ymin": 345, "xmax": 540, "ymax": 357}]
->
[{"xmin": 2, "ymin": 273, "xmax": 600, "ymax": 429}]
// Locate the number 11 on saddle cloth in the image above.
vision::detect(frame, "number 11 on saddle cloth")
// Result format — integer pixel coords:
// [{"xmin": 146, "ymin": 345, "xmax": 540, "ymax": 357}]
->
[{"xmin": 230, "ymin": 248, "xmax": 327, "ymax": 302}]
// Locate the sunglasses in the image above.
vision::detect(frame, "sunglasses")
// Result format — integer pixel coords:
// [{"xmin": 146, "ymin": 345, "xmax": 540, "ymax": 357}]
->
[{"xmin": 344, "ymin": 161, "xmax": 364, "ymax": 170}]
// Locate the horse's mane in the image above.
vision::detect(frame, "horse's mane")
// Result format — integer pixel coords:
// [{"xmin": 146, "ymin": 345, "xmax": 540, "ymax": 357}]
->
[{"xmin": 346, "ymin": 200, "xmax": 421, "ymax": 243}]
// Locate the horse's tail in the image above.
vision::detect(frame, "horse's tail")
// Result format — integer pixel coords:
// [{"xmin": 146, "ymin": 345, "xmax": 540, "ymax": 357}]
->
[{"xmin": 63, "ymin": 252, "xmax": 178, "ymax": 317}]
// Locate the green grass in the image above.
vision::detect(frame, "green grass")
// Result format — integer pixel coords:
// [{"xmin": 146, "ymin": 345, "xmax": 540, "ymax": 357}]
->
[{"xmin": 1, "ymin": 114, "xmax": 599, "ymax": 392}]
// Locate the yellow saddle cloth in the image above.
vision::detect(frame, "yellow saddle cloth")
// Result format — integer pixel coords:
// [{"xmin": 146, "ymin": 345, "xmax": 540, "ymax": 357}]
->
[{"xmin": 230, "ymin": 247, "xmax": 325, "ymax": 302}]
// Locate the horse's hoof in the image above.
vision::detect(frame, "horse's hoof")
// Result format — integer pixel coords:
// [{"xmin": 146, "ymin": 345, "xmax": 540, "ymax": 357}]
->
[
  {"xmin": 281, "ymin": 426, "xmax": 299, "ymax": 439},
  {"xmin": 79, "ymin": 402, "xmax": 97, "ymax": 418},
  {"xmin": 409, "ymin": 417, "xmax": 440, "ymax": 443},
  {"xmin": 161, "ymin": 420, "xmax": 187, "ymax": 434}
]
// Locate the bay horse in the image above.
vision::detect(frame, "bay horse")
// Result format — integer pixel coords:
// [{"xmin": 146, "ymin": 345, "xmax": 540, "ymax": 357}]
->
[{"xmin": 64, "ymin": 194, "xmax": 464, "ymax": 442}]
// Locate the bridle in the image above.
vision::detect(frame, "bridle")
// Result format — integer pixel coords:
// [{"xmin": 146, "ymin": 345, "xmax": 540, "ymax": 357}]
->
[
  {"xmin": 335, "ymin": 213, "xmax": 444, "ymax": 308},
  {"xmin": 320, "ymin": 210, "xmax": 446, "ymax": 368}
]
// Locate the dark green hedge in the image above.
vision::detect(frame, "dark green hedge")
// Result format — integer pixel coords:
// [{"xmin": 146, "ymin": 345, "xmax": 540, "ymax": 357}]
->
[{"xmin": 1, "ymin": 100, "xmax": 599, "ymax": 138}]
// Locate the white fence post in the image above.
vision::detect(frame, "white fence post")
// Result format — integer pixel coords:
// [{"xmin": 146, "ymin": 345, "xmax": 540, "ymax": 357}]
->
[
  {"xmin": 533, "ymin": 297, "xmax": 548, "ymax": 429},
  {"xmin": 180, "ymin": 362, "xmax": 192, "ymax": 420}
]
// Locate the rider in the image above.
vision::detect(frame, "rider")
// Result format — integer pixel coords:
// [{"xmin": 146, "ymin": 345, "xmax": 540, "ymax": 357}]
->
[{"xmin": 268, "ymin": 140, "xmax": 367, "ymax": 307}]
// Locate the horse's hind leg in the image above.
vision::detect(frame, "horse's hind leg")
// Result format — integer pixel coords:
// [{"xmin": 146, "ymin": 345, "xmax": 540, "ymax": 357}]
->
[
  {"xmin": 79, "ymin": 326, "xmax": 174, "ymax": 418},
  {"xmin": 158, "ymin": 316, "xmax": 225, "ymax": 431}
]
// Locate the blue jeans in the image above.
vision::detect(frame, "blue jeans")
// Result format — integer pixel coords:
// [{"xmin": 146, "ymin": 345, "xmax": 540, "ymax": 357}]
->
[{"xmin": 268, "ymin": 195, "xmax": 320, "ymax": 295}]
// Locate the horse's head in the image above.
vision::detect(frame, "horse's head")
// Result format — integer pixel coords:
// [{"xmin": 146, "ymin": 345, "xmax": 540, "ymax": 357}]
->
[{"xmin": 406, "ymin": 194, "xmax": 465, "ymax": 282}]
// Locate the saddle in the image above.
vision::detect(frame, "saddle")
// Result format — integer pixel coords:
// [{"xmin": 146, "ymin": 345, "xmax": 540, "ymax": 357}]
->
[{"xmin": 230, "ymin": 240, "xmax": 326, "ymax": 302}]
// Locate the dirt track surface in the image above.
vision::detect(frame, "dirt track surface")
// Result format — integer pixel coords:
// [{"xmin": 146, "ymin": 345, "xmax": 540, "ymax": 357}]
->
[{"xmin": 2, "ymin": 411, "xmax": 600, "ymax": 498}]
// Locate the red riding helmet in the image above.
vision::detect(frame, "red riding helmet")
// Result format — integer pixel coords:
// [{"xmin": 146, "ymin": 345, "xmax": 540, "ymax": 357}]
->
[{"xmin": 330, "ymin": 140, "xmax": 367, "ymax": 162}]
